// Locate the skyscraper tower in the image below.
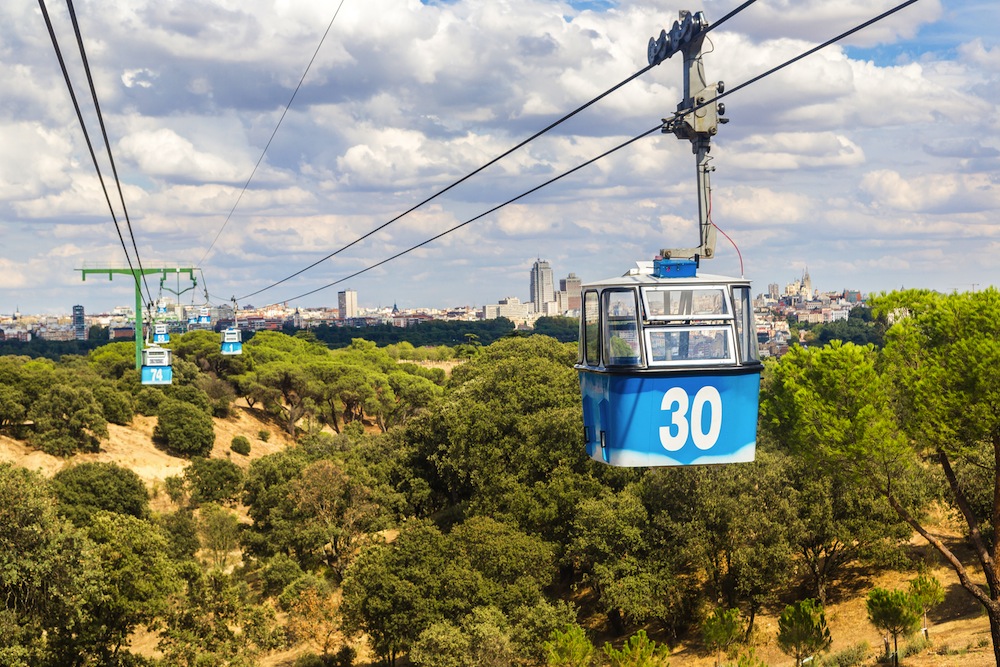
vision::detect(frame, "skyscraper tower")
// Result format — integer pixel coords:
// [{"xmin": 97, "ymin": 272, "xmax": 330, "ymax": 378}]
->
[
  {"xmin": 529, "ymin": 259, "xmax": 554, "ymax": 313},
  {"xmin": 73, "ymin": 304, "xmax": 86, "ymax": 340},
  {"xmin": 338, "ymin": 289, "xmax": 358, "ymax": 320}
]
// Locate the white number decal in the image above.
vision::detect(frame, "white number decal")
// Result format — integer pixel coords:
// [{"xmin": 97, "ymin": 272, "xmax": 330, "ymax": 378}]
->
[
  {"xmin": 151, "ymin": 368, "xmax": 163, "ymax": 382},
  {"xmin": 691, "ymin": 386, "xmax": 723, "ymax": 450},
  {"xmin": 659, "ymin": 387, "xmax": 689, "ymax": 451},
  {"xmin": 659, "ymin": 386, "xmax": 723, "ymax": 451}
]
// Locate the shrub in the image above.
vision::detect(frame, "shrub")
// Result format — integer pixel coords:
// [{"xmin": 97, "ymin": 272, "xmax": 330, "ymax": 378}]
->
[
  {"xmin": 901, "ymin": 636, "xmax": 931, "ymax": 658},
  {"xmin": 185, "ymin": 457, "xmax": 244, "ymax": 505},
  {"xmin": 260, "ymin": 554, "xmax": 305, "ymax": 598},
  {"xmin": 93, "ymin": 385, "xmax": 135, "ymax": 425},
  {"xmin": 164, "ymin": 475, "xmax": 187, "ymax": 504},
  {"xmin": 51, "ymin": 461, "xmax": 149, "ymax": 526},
  {"xmin": 258, "ymin": 429, "xmax": 270, "ymax": 442},
  {"xmin": 153, "ymin": 398, "xmax": 215, "ymax": 458},
  {"xmin": 231, "ymin": 435, "xmax": 251, "ymax": 456},
  {"xmin": 157, "ymin": 509, "xmax": 200, "ymax": 562},
  {"xmin": 164, "ymin": 384, "xmax": 213, "ymax": 415},
  {"xmin": 197, "ymin": 375, "xmax": 237, "ymax": 417},
  {"xmin": 822, "ymin": 641, "xmax": 870, "ymax": 667},
  {"xmin": 135, "ymin": 386, "xmax": 165, "ymax": 416}
]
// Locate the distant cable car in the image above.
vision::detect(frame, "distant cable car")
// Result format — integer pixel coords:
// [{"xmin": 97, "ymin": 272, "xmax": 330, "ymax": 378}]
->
[
  {"xmin": 198, "ymin": 306, "xmax": 211, "ymax": 324},
  {"xmin": 577, "ymin": 263, "xmax": 761, "ymax": 466},
  {"xmin": 576, "ymin": 11, "xmax": 761, "ymax": 466},
  {"xmin": 220, "ymin": 327, "xmax": 242, "ymax": 355},
  {"xmin": 153, "ymin": 322, "xmax": 170, "ymax": 344},
  {"xmin": 141, "ymin": 344, "xmax": 173, "ymax": 385}
]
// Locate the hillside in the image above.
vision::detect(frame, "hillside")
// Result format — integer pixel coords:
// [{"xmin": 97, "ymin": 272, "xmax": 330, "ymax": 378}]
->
[
  {"xmin": 1, "ymin": 404, "xmax": 997, "ymax": 666},
  {"xmin": 0, "ymin": 404, "xmax": 296, "ymax": 484}
]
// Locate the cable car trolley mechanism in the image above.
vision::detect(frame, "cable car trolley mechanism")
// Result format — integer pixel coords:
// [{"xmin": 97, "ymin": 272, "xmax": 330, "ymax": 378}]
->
[
  {"xmin": 577, "ymin": 10, "xmax": 763, "ymax": 467},
  {"xmin": 221, "ymin": 298, "xmax": 243, "ymax": 356}
]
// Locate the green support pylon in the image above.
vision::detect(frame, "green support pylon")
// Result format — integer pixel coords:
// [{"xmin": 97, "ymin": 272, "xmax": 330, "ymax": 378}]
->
[{"xmin": 78, "ymin": 267, "xmax": 197, "ymax": 370}]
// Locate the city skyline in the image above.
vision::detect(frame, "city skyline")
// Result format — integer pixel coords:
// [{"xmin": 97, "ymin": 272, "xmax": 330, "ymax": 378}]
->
[
  {"xmin": 1, "ymin": 265, "xmax": 895, "ymax": 319},
  {"xmin": 0, "ymin": 0, "xmax": 997, "ymax": 313}
]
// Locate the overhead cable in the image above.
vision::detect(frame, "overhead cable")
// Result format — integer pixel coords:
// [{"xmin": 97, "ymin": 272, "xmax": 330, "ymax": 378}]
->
[
  {"xmin": 269, "ymin": 125, "xmax": 664, "ymax": 304},
  {"xmin": 238, "ymin": 0, "xmax": 762, "ymax": 301},
  {"xmin": 693, "ymin": 0, "xmax": 923, "ymax": 115},
  {"xmin": 38, "ymin": 0, "xmax": 146, "ymax": 300},
  {"xmin": 260, "ymin": 0, "xmax": 924, "ymax": 305},
  {"xmin": 65, "ymin": 0, "xmax": 155, "ymax": 307},
  {"xmin": 195, "ymin": 0, "xmax": 349, "ymax": 268}
]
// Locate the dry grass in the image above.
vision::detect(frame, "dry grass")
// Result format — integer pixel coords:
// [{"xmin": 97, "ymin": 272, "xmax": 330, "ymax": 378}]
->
[{"xmin": 2, "ymin": 406, "xmax": 997, "ymax": 666}]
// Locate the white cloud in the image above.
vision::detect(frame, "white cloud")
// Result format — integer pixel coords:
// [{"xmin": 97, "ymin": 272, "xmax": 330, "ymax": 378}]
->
[
  {"xmin": 0, "ymin": 0, "xmax": 997, "ymax": 313},
  {"xmin": 860, "ymin": 170, "xmax": 1000, "ymax": 213}
]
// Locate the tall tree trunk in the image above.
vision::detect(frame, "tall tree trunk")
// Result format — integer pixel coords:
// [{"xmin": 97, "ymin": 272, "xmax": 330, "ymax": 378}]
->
[{"xmin": 990, "ymin": 606, "xmax": 1000, "ymax": 667}]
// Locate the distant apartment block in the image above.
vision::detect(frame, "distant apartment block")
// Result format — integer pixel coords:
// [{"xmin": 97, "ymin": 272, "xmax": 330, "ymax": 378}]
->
[{"xmin": 338, "ymin": 289, "xmax": 358, "ymax": 319}]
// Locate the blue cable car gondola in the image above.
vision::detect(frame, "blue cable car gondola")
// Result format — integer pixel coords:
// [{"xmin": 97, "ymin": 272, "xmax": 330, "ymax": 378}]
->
[
  {"xmin": 221, "ymin": 327, "xmax": 242, "ymax": 355},
  {"xmin": 220, "ymin": 298, "xmax": 244, "ymax": 355},
  {"xmin": 576, "ymin": 10, "xmax": 761, "ymax": 466},
  {"xmin": 153, "ymin": 322, "xmax": 170, "ymax": 344},
  {"xmin": 576, "ymin": 263, "xmax": 761, "ymax": 466},
  {"xmin": 141, "ymin": 344, "xmax": 173, "ymax": 385}
]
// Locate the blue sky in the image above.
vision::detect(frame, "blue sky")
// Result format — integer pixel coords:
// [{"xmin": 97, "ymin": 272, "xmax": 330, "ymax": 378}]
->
[{"xmin": 0, "ymin": 0, "xmax": 997, "ymax": 314}]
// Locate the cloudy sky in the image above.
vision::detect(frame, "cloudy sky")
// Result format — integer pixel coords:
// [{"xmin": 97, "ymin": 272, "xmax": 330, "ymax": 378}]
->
[{"xmin": 1, "ymin": 0, "xmax": 997, "ymax": 314}]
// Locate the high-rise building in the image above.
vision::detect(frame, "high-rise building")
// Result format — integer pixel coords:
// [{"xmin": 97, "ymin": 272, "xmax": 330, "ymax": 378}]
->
[
  {"xmin": 560, "ymin": 273, "xmax": 582, "ymax": 311},
  {"xmin": 529, "ymin": 259, "xmax": 554, "ymax": 313},
  {"xmin": 72, "ymin": 305, "xmax": 86, "ymax": 340},
  {"xmin": 338, "ymin": 289, "xmax": 358, "ymax": 319}
]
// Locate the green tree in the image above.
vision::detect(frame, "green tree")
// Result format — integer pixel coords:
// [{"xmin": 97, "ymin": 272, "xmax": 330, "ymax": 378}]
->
[
  {"xmin": 198, "ymin": 503, "xmax": 242, "ymax": 568},
  {"xmin": 158, "ymin": 564, "xmax": 280, "ymax": 666},
  {"xmin": 289, "ymin": 458, "xmax": 381, "ymax": 580},
  {"xmin": 52, "ymin": 512, "xmax": 177, "ymax": 665},
  {"xmin": 866, "ymin": 588, "xmax": 921, "ymax": 667},
  {"xmin": 766, "ymin": 290, "xmax": 1000, "ymax": 662},
  {"xmin": 545, "ymin": 624, "xmax": 595, "ymax": 667},
  {"xmin": 92, "ymin": 383, "xmax": 135, "ymax": 425},
  {"xmin": 787, "ymin": 462, "xmax": 910, "ymax": 604},
  {"xmin": 450, "ymin": 516, "xmax": 555, "ymax": 612},
  {"xmin": 702, "ymin": 608, "xmax": 743, "ymax": 666},
  {"xmin": 88, "ymin": 342, "xmax": 135, "ymax": 379},
  {"xmin": 409, "ymin": 621, "xmax": 471, "ymax": 667},
  {"xmin": 341, "ymin": 520, "xmax": 486, "ymax": 665},
  {"xmin": 51, "ymin": 461, "xmax": 149, "ymax": 527},
  {"xmin": 908, "ymin": 574, "xmax": 945, "ymax": 637},
  {"xmin": 0, "ymin": 383, "xmax": 27, "ymax": 429},
  {"xmin": 29, "ymin": 383, "xmax": 108, "ymax": 455},
  {"xmin": 776, "ymin": 599, "xmax": 832, "ymax": 667},
  {"xmin": 153, "ymin": 397, "xmax": 216, "ymax": 457},
  {"xmin": 602, "ymin": 630, "xmax": 670, "ymax": 667},
  {"xmin": 0, "ymin": 464, "xmax": 83, "ymax": 664},
  {"xmin": 185, "ymin": 457, "xmax": 244, "ymax": 506}
]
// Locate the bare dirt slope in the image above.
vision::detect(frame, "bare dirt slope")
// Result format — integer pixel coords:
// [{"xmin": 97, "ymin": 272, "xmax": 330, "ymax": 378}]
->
[{"xmin": 0, "ymin": 405, "xmax": 295, "ymax": 484}]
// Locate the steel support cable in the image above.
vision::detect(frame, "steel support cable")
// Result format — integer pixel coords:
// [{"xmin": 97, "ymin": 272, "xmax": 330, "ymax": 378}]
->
[
  {"xmin": 195, "ymin": 0, "xmax": 349, "ymax": 269},
  {"xmin": 238, "ymin": 1, "xmax": 762, "ymax": 303},
  {"xmin": 271, "ymin": 125, "xmax": 664, "ymax": 304},
  {"xmin": 38, "ymin": 0, "xmax": 141, "ymax": 289},
  {"xmin": 680, "ymin": 0, "xmax": 923, "ymax": 122},
  {"xmin": 236, "ymin": 69, "xmax": 658, "ymax": 301},
  {"xmin": 707, "ymin": 0, "xmax": 759, "ymax": 32},
  {"xmin": 262, "ymin": 0, "xmax": 923, "ymax": 306},
  {"xmin": 64, "ymin": 0, "xmax": 155, "ymax": 309}
]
